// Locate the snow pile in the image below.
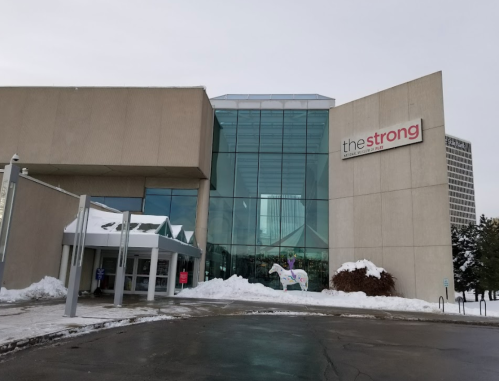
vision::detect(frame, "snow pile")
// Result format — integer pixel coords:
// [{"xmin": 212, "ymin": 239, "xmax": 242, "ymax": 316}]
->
[
  {"xmin": 336, "ymin": 259, "xmax": 385, "ymax": 279},
  {"xmin": 0, "ymin": 276, "xmax": 67, "ymax": 303},
  {"xmin": 177, "ymin": 275, "xmax": 499, "ymax": 317}
]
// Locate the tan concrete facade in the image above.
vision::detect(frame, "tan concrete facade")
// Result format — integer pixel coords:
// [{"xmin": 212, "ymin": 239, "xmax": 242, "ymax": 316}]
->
[
  {"xmin": 328, "ymin": 72, "xmax": 454, "ymax": 302},
  {"xmin": 0, "ymin": 87, "xmax": 213, "ymax": 179},
  {"xmin": 2, "ymin": 175, "xmax": 109, "ymax": 289}
]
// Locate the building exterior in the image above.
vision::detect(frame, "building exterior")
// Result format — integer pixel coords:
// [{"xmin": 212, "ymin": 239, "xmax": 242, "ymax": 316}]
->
[
  {"xmin": 206, "ymin": 95, "xmax": 333, "ymax": 291},
  {"xmin": 0, "ymin": 72, "xmax": 456, "ymax": 302},
  {"xmin": 445, "ymin": 135, "xmax": 476, "ymax": 228}
]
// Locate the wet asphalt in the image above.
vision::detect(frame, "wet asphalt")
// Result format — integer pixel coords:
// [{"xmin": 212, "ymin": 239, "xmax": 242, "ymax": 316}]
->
[{"xmin": 1, "ymin": 311, "xmax": 499, "ymax": 381}]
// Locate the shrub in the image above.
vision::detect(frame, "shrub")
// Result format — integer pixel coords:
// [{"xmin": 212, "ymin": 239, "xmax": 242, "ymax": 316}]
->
[{"xmin": 331, "ymin": 260, "xmax": 396, "ymax": 297}]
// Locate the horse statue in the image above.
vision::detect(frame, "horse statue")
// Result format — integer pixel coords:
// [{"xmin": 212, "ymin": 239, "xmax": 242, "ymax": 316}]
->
[{"xmin": 269, "ymin": 263, "xmax": 308, "ymax": 292}]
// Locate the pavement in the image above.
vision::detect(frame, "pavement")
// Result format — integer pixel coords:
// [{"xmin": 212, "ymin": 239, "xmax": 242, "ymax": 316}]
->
[
  {"xmin": 2, "ymin": 294, "xmax": 499, "ymax": 356},
  {"xmin": 2, "ymin": 311, "xmax": 499, "ymax": 380}
]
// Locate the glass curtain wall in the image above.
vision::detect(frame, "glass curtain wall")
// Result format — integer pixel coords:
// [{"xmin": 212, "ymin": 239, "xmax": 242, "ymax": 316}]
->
[
  {"xmin": 143, "ymin": 188, "xmax": 198, "ymax": 231},
  {"xmin": 206, "ymin": 109, "xmax": 329, "ymax": 291}
]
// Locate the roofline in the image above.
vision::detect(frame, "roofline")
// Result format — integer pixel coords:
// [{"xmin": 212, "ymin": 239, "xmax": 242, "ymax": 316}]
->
[
  {"xmin": 210, "ymin": 98, "xmax": 335, "ymax": 110},
  {"xmin": 0, "ymin": 86, "xmax": 207, "ymax": 90},
  {"xmin": 445, "ymin": 133, "xmax": 472, "ymax": 144}
]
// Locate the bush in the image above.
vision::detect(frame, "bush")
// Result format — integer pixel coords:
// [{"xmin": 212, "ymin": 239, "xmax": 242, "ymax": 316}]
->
[{"xmin": 331, "ymin": 261, "xmax": 396, "ymax": 297}]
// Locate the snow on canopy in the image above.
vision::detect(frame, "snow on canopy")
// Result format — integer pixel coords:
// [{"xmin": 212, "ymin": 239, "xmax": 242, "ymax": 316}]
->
[
  {"xmin": 65, "ymin": 209, "xmax": 169, "ymax": 235},
  {"xmin": 336, "ymin": 259, "xmax": 386, "ymax": 279}
]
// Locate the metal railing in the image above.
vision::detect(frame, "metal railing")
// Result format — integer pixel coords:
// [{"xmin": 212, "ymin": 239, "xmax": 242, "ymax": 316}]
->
[{"xmin": 480, "ymin": 299, "xmax": 487, "ymax": 316}]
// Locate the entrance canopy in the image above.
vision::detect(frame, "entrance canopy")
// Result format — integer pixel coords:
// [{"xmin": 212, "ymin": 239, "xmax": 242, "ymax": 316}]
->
[{"xmin": 63, "ymin": 209, "xmax": 201, "ymax": 258}]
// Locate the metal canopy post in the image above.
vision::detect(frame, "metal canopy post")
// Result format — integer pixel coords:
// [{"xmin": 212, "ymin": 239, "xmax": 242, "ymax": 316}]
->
[
  {"xmin": 64, "ymin": 195, "xmax": 90, "ymax": 317},
  {"xmin": 0, "ymin": 164, "xmax": 20, "ymax": 289},
  {"xmin": 114, "ymin": 211, "xmax": 131, "ymax": 307}
]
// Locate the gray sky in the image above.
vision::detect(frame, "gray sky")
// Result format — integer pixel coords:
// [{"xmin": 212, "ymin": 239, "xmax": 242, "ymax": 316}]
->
[{"xmin": 1, "ymin": 0, "xmax": 498, "ymax": 218}]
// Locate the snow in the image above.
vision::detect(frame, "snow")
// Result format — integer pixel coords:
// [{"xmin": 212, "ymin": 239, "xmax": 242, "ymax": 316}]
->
[
  {"xmin": 459, "ymin": 250, "xmax": 474, "ymax": 272},
  {"xmin": 177, "ymin": 275, "xmax": 499, "ymax": 317},
  {"xmin": 65, "ymin": 208, "xmax": 168, "ymax": 235},
  {"xmin": 0, "ymin": 277, "xmax": 67, "ymax": 303},
  {"xmin": 0, "ymin": 302, "xmax": 178, "ymax": 350},
  {"xmin": 336, "ymin": 259, "xmax": 385, "ymax": 279},
  {"xmin": 171, "ymin": 225, "xmax": 182, "ymax": 238}
]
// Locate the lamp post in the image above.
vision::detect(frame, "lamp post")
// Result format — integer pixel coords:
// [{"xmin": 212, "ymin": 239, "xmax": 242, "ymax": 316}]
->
[{"xmin": 0, "ymin": 155, "xmax": 21, "ymax": 290}]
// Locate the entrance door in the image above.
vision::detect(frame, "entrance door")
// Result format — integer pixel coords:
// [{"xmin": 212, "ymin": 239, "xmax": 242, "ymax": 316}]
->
[
  {"xmin": 100, "ymin": 253, "xmax": 169, "ymax": 295},
  {"xmin": 134, "ymin": 258, "xmax": 169, "ymax": 293}
]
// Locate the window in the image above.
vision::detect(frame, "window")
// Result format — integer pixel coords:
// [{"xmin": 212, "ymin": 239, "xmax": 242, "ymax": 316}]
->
[{"xmin": 143, "ymin": 188, "xmax": 198, "ymax": 231}]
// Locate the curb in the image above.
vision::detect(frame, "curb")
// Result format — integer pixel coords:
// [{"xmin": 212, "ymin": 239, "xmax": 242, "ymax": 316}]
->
[
  {"xmin": 2, "ymin": 309, "xmax": 498, "ymax": 357},
  {"xmin": 0, "ymin": 314, "xmax": 183, "ymax": 356},
  {"xmin": 239, "ymin": 309, "xmax": 499, "ymax": 327}
]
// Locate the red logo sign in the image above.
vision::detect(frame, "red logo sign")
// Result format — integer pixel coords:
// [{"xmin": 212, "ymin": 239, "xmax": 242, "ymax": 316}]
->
[{"xmin": 179, "ymin": 272, "xmax": 188, "ymax": 284}]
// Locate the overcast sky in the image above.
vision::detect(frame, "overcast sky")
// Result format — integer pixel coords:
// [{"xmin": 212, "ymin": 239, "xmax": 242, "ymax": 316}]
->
[{"xmin": 1, "ymin": 0, "xmax": 498, "ymax": 218}]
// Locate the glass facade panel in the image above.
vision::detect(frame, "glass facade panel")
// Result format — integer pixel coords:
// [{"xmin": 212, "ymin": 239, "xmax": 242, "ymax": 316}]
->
[
  {"xmin": 306, "ymin": 154, "xmax": 329, "ymax": 200},
  {"xmin": 258, "ymin": 154, "xmax": 282, "ymax": 198},
  {"xmin": 231, "ymin": 245, "xmax": 256, "ymax": 281},
  {"xmin": 305, "ymin": 248, "xmax": 329, "ymax": 290},
  {"xmin": 207, "ymin": 198, "xmax": 233, "ymax": 244},
  {"xmin": 280, "ymin": 198, "xmax": 305, "ymax": 247},
  {"xmin": 257, "ymin": 198, "xmax": 281, "ymax": 246},
  {"xmin": 172, "ymin": 189, "xmax": 198, "ymax": 196},
  {"xmin": 283, "ymin": 111, "xmax": 306, "ymax": 153},
  {"xmin": 232, "ymin": 198, "xmax": 257, "ymax": 245},
  {"xmin": 206, "ymin": 243, "xmax": 231, "ymax": 280},
  {"xmin": 213, "ymin": 110, "xmax": 237, "ymax": 152},
  {"xmin": 282, "ymin": 154, "xmax": 306, "ymax": 199},
  {"xmin": 169, "ymin": 196, "xmax": 197, "ymax": 231},
  {"xmin": 234, "ymin": 153, "xmax": 258, "ymax": 198},
  {"xmin": 236, "ymin": 110, "xmax": 260, "ymax": 152},
  {"xmin": 210, "ymin": 152, "xmax": 235, "ymax": 197},
  {"xmin": 207, "ymin": 109, "xmax": 329, "ymax": 291},
  {"xmin": 305, "ymin": 200, "xmax": 329, "ymax": 248},
  {"xmin": 146, "ymin": 188, "xmax": 171, "ymax": 196},
  {"xmin": 307, "ymin": 110, "xmax": 329, "ymax": 153},
  {"xmin": 255, "ymin": 246, "xmax": 281, "ymax": 288},
  {"xmin": 144, "ymin": 195, "xmax": 171, "ymax": 216},
  {"xmin": 260, "ymin": 110, "xmax": 283, "ymax": 152},
  {"xmin": 143, "ymin": 188, "xmax": 198, "ymax": 232}
]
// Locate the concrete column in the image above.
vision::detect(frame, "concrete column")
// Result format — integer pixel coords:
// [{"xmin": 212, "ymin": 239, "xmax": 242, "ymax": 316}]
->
[
  {"xmin": 192, "ymin": 258, "xmax": 200, "ymax": 288},
  {"xmin": 167, "ymin": 252, "xmax": 178, "ymax": 297},
  {"xmin": 59, "ymin": 245, "xmax": 70, "ymax": 285},
  {"xmin": 147, "ymin": 248, "xmax": 159, "ymax": 301},
  {"xmin": 195, "ymin": 179, "xmax": 209, "ymax": 282},
  {"xmin": 90, "ymin": 248, "xmax": 101, "ymax": 292}
]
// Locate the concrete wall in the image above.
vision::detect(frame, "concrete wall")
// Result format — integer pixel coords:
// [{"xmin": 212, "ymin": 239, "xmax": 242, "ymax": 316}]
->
[
  {"xmin": 2, "ymin": 175, "xmax": 110, "ymax": 289},
  {"xmin": 329, "ymin": 72, "xmax": 454, "ymax": 302},
  {"xmin": 0, "ymin": 87, "xmax": 214, "ymax": 179},
  {"xmin": 34, "ymin": 175, "xmax": 201, "ymax": 197}
]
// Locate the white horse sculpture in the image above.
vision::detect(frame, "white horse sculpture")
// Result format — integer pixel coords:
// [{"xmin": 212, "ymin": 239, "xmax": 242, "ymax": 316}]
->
[{"xmin": 269, "ymin": 263, "xmax": 308, "ymax": 292}]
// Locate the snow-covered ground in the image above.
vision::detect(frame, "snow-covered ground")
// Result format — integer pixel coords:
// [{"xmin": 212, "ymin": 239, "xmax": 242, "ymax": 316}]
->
[
  {"xmin": 0, "ymin": 276, "xmax": 67, "ymax": 303},
  {"xmin": 0, "ymin": 277, "xmax": 178, "ymax": 349},
  {"xmin": 455, "ymin": 291, "xmax": 499, "ymax": 313},
  {"xmin": 177, "ymin": 275, "xmax": 499, "ymax": 317}
]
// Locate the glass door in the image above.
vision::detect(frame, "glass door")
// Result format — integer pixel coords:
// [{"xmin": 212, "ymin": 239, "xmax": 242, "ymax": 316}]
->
[
  {"xmin": 134, "ymin": 258, "xmax": 169, "ymax": 294},
  {"xmin": 100, "ymin": 254, "xmax": 169, "ymax": 295}
]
